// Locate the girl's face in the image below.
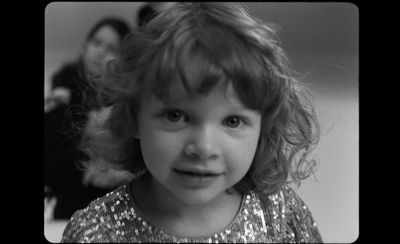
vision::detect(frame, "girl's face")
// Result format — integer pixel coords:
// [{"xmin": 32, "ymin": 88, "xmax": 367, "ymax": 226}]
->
[
  {"xmin": 137, "ymin": 80, "xmax": 261, "ymax": 206},
  {"xmin": 83, "ymin": 25, "xmax": 120, "ymax": 77}
]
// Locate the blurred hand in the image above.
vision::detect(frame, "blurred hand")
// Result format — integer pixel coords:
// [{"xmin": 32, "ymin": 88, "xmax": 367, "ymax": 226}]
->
[
  {"xmin": 82, "ymin": 167, "xmax": 135, "ymax": 189},
  {"xmin": 44, "ymin": 97, "xmax": 57, "ymax": 113},
  {"xmin": 52, "ymin": 87, "xmax": 71, "ymax": 104},
  {"xmin": 44, "ymin": 87, "xmax": 71, "ymax": 113},
  {"xmin": 44, "ymin": 196, "xmax": 57, "ymax": 223}
]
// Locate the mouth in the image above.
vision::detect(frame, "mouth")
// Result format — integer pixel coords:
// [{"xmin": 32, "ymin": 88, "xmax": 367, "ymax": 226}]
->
[
  {"xmin": 173, "ymin": 168, "xmax": 223, "ymax": 177},
  {"xmin": 172, "ymin": 168, "xmax": 223, "ymax": 188}
]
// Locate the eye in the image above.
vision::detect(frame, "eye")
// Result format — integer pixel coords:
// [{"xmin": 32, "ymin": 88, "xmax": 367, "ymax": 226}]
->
[
  {"xmin": 90, "ymin": 38, "xmax": 101, "ymax": 47},
  {"xmin": 106, "ymin": 45, "xmax": 118, "ymax": 56},
  {"xmin": 223, "ymin": 116, "xmax": 243, "ymax": 128},
  {"xmin": 164, "ymin": 110, "xmax": 186, "ymax": 123}
]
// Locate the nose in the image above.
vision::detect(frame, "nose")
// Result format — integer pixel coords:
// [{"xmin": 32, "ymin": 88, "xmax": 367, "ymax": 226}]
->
[
  {"xmin": 183, "ymin": 125, "xmax": 220, "ymax": 161},
  {"xmin": 96, "ymin": 45, "xmax": 107, "ymax": 59}
]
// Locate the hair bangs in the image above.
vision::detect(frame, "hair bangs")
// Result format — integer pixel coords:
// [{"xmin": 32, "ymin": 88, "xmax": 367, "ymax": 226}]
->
[
  {"xmin": 197, "ymin": 25, "xmax": 272, "ymax": 112},
  {"xmin": 143, "ymin": 17, "xmax": 272, "ymax": 112},
  {"xmin": 143, "ymin": 25, "xmax": 228, "ymax": 102}
]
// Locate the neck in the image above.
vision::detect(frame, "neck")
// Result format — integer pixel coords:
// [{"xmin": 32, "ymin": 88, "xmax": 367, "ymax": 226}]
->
[{"xmin": 131, "ymin": 172, "xmax": 243, "ymax": 237}]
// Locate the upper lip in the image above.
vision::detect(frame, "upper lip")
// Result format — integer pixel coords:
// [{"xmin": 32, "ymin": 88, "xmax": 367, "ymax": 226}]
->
[{"xmin": 173, "ymin": 168, "xmax": 223, "ymax": 176}]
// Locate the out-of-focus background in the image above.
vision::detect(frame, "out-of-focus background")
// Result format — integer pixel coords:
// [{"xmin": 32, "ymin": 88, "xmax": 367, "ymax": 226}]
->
[{"xmin": 45, "ymin": 2, "xmax": 358, "ymax": 243}]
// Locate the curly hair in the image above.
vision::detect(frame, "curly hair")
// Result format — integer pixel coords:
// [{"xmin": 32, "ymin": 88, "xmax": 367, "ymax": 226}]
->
[{"xmin": 80, "ymin": 2, "xmax": 320, "ymax": 195}]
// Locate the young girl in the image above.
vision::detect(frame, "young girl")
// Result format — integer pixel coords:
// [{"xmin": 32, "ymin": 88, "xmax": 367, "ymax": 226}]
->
[{"xmin": 61, "ymin": 3, "xmax": 322, "ymax": 242}]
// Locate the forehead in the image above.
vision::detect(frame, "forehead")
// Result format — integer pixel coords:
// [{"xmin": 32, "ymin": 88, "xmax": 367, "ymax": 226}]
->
[
  {"xmin": 166, "ymin": 79, "xmax": 241, "ymax": 106},
  {"xmin": 150, "ymin": 48, "xmax": 227, "ymax": 98},
  {"xmin": 142, "ymin": 79, "xmax": 247, "ymax": 114},
  {"xmin": 91, "ymin": 25, "xmax": 120, "ymax": 45}
]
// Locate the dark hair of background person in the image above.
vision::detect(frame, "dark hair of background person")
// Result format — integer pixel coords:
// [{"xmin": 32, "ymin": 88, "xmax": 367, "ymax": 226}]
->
[
  {"xmin": 137, "ymin": 3, "xmax": 158, "ymax": 28},
  {"xmin": 86, "ymin": 17, "xmax": 131, "ymax": 42}
]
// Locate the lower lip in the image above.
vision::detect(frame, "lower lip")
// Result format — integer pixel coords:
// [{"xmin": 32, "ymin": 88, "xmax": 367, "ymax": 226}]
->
[{"xmin": 173, "ymin": 169, "xmax": 222, "ymax": 188}]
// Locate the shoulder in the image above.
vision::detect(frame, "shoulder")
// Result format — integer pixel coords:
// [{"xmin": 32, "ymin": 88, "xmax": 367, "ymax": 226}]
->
[
  {"xmin": 278, "ymin": 185, "xmax": 310, "ymax": 213},
  {"xmin": 256, "ymin": 184, "xmax": 308, "ymax": 214},
  {"xmin": 61, "ymin": 183, "xmax": 132, "ymax": 243},
  {"xmin": 255, "ymin": 184, "xmax": 323, "ymax": 242}
]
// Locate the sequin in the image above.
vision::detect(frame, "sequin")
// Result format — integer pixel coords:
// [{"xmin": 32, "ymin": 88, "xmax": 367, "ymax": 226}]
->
[{"xmin": 61, "ymin": 182, "xmax": 322, "ymax": 243}]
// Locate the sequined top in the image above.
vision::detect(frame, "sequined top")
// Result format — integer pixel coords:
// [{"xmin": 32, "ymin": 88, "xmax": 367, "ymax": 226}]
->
[{"xmin": 61, "ymin": 180, "xmax": 322, "ymax": 243}]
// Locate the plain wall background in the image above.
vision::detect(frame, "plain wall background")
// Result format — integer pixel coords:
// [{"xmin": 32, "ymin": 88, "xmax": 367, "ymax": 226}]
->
[{"xmin": 45, "ymin": 2, "xmax": 358, "ymax": 243}]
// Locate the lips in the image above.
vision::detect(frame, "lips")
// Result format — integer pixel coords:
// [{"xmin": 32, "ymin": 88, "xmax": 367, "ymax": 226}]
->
[
  {"xmin": 173, "ymin": 168, "xmax": 223, "ymax": 177},
  {"xmin": 173, "ymin": 168, "xmax": 223, "ymax": 188}
]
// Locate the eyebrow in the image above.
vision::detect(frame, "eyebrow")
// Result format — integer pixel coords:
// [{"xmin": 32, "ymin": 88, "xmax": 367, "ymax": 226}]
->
[{"xmin": 160, "ymin": 101, "xmax": 260, "ymax": 119}]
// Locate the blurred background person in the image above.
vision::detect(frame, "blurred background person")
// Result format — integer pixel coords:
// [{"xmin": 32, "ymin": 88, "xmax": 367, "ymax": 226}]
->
[{"xmin": 44, "ymin": 16, "xmax": 132, "ymax": 221}]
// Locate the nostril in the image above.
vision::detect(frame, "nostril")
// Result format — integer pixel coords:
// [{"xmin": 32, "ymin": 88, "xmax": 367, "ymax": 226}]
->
[{"xmin": 183, "ymin": 142, "xmax": 218, "ymax": 160}]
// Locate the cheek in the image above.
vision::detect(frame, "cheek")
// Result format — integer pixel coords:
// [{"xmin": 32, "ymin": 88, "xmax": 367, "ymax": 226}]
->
[
  {"xmin": 139, "ymin": 125, "xmax": 183, "ymax": 170},
  {"xmin": 84, "ymin": 45, "xmax": 96, "ymax": 59},
  {"xmin": 225, "ymin": 130, "xmax": 260, "ymax": 175}
]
